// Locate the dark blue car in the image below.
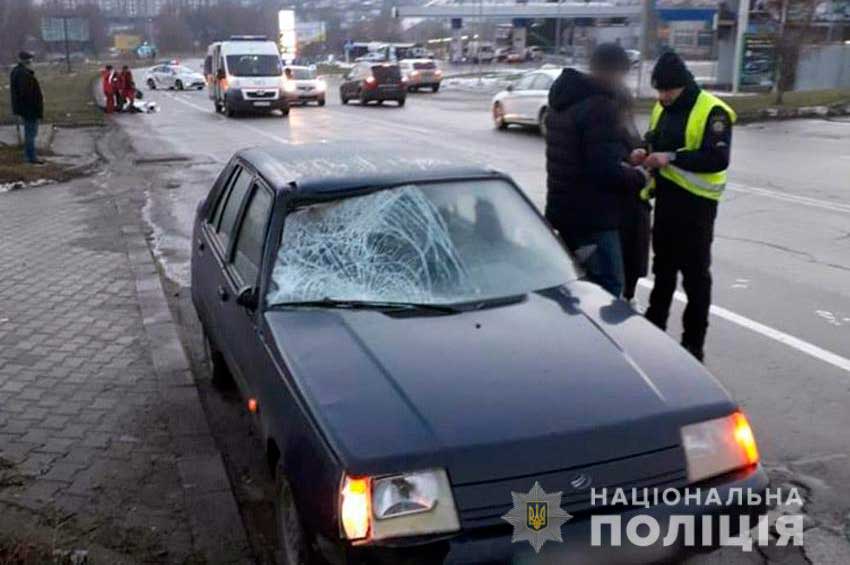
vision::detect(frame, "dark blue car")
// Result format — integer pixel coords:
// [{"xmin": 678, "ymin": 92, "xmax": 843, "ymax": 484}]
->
[{"xmin": 191, "ymin": 144, "xmax": 768, "ymax": 564}]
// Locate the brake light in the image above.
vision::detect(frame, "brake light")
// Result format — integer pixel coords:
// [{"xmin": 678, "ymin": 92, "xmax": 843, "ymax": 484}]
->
[
  {"xmin": 364, "ymin": 76, "xmax": 377, "ymax": 89},
  {"xmin": 435, "ymin": 69, "xmax": 443, "ymax": 77},
  {"xmin": 733, "ymin": 412, "xmax": 759, "ymax": 464}
]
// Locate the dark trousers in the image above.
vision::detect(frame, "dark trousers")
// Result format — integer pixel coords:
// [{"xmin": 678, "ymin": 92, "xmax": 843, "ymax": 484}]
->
[
  {"xmin": 619, "ymin": 202, "xmax": 652, "ymax": 300},
  {"xmin": 565, "ymin": 230, "xmax": 625, "ymax": 298},
  {"xmin": 645, "ymin": 216, "xmax": 714, "ymax": 354},
  {"xmin": 22, "ymin": 119, "xmax": 38, "ymax": 163}
]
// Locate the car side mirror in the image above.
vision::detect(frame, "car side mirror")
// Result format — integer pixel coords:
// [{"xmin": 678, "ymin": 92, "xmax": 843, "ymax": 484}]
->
[
  {"xmin": 506, "ymin": 84, "xmax": 514, "ymax": 92},
  {"xmin": 236, "ymin": 287, "xmax": 259, "ymax": 310}
]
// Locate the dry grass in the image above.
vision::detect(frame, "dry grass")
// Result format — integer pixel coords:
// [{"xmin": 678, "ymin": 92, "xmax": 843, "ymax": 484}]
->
[
  {"xmin": 0, "ymin": 145, "xmax": 76, "ymax": 185},
  {"xmin": 0, "ymin": 63, "xmax": 103, "ymax": 127},
  {"xmin": 634, "ymin": 88, "xmax": 850, "ymax": 117}
]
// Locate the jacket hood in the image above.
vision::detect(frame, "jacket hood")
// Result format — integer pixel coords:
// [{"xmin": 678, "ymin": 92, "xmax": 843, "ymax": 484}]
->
[{"xmin": 548, "ymin": 68, "xmax": 613, "ymax": 112}]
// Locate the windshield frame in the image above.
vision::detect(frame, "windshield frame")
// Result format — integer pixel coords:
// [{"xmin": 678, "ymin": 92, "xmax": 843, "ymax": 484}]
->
[{"xmin": 260, "ymin": 176, "xmax": 578, "ymax": 312}]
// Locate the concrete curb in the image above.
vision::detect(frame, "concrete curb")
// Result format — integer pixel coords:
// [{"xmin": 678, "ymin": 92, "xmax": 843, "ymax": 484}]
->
[{"xmin": 96, "ymin": 127, "xmax": 251, "ymax": 562}]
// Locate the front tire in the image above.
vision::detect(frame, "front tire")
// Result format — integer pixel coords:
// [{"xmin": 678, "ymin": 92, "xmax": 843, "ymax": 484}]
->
[
  {"xmin": 147, "ymin": 78, "xmax": 156, "ymax": 90},
  {"xmin": 318, "ymin": 98, "xmax": 326, "ymax": 106},
  {"xmin": 280, "ymin": 107, "xmax": 289, "ymax": 117},
  {"xmin": 432, "ymin": 84, "xmax": 440, "ymax": 93},
  {"xmin": 275, "ymin": 468, "xmax": 315, "ymax": 565},
  {"xmin": 225, "ymin": 103, "xmax": 235, "ymax": 118},
  {"xmin": 175, "ymin": 79, "xmax": 184, "ymax": 91},
  {"xmin": 397, "ymin": 97, "xmax": 406, "ymax": 107}
]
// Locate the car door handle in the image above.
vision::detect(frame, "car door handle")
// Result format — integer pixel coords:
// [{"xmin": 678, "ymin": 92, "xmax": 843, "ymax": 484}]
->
[{"xmin": 218, "ymin": 286, "xmax": 229, "ymax": 302}]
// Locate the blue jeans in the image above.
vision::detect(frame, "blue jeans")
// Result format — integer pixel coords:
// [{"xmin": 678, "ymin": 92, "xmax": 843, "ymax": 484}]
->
[
  {"xmin": 567, "ymin": 230, "xmax": 625, "ymax": 298},
  {"xmin": 22, "ymin": 119, "xmax": 38, "ymax": 163}
]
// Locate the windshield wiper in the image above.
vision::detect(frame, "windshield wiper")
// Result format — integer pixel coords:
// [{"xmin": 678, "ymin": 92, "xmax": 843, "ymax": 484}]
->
[{"xmin": 271, "ymin": 298, "xmax": 461, "ymax": 314}]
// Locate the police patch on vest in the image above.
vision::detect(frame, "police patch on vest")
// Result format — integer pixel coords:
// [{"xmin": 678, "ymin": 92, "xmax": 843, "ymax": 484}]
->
[{"xmin": 711, "ymin": 118, "xmax": 727, "ymax": 134}]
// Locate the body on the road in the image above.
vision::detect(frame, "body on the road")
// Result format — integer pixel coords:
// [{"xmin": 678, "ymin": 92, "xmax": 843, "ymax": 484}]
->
[
  {"xmin": 544, "ymin": 43, "xmax": 648, "ymax": 297},
  {"xmin": 640, "ymin": 51, "xmax": 735, "ymax": 362}
]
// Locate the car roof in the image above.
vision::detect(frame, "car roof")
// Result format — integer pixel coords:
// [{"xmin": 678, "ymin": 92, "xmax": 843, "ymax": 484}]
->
[{"xmin": 236, "ymin": 143, "xmax": 502, "ymax": 195}]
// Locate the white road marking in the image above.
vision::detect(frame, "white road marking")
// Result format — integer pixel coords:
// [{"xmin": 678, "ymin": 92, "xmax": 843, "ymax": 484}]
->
[
  {"xmin": 728, "ymin": 182, "xmax": 850, "ymax": 214},
  {"xmin": 163, "ymin": 92, "xmax": 291, "ymax": 145},
  {"xmin": 638, "ymin": 280, "xmax": 850, "ymax": 373}
]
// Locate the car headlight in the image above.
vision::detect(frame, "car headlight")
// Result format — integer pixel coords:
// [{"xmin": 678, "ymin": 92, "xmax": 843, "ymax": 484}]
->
[
  {"xmin": 283, "ymin": 81, "xmax": 297, "ymax": 93},
  {"xmin": 681, "ymin": 411, "xmax": 760, "ymax": 483},
  {"xmin": 316, "ymin": 80, "xmax": 327, "ymax": 92},
  {"xmin": 340, "ymin": 469, "xmax": 460, "ymax": 542}
]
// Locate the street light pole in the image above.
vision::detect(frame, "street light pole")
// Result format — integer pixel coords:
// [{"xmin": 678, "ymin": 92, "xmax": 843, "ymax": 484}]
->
[{"xmin": 732, "ymin": 0, "xmax": 751, "ymax": 93}]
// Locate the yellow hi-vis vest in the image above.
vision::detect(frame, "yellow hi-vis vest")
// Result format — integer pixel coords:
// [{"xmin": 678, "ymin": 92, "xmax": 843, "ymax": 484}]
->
[{"xmin": 645, "ymin": 91, "xmax": 737, "ymax": 202}]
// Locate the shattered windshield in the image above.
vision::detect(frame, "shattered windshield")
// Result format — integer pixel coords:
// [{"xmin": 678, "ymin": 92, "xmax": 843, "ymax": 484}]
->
[{"xmin": 267, "ymin": 180, "xmax": 577, "ymax": 306}]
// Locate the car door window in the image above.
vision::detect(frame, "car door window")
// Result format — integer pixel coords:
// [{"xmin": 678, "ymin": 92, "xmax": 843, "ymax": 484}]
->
[
  {"xmin": 532, "ymin": 74, "xmax": 553, "ymax": 91},
  {"xmin": 515, "ymin": 73, "xmax": 537, "ymax": 91},
  {"xmin": 217, "ymin": 169, "xmax": 254, "ymax": 250},
  {"xmin": 209, "ymin": 166, "xmax": 240, "ymax": 228},
  {"xmin": 231, "ymin": 185, "xmax": 273, "ymax": 285}
]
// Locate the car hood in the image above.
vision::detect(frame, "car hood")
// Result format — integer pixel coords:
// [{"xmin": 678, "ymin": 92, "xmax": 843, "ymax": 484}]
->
[{"xmin": 265, "ymin": 281, "xmax": 735, "ymax": 483}]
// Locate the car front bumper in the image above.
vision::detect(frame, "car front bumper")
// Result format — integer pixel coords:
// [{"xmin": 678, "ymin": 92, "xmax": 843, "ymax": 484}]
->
[
  {"xmin": 346, "ymin": 465, "xmax": 769, "ymax": 565},
  {"xmin": 226, "ymin": 91, "xmax": 289, "ymax": 111}
]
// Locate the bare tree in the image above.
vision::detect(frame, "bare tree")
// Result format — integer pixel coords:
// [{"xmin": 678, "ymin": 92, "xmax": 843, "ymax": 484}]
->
[{"xmin": 773, "ymin": 0, "xmax": 820, "ymax": 104}]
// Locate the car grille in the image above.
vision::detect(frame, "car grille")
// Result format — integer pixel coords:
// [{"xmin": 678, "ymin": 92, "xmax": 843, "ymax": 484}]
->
[
  {"xmin": 244, "ymin": 90, "xmax": 277, "ymax": 99},
  {"xmin": 298, "ymin": 86, "xmax": 315, "ymax": 92},
  {"xmin": 452, "ymin": 446, "xmax": 688, "ymax": 530}
]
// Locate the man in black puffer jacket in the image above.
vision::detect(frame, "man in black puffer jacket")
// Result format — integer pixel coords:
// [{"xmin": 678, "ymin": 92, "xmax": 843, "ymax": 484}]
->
[{"xmin": 545, "ymin": 44, "xmax": 649, "ymax": 297}]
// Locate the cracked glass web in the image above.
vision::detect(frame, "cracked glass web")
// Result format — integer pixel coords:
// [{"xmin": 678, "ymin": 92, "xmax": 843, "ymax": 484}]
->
[{"xmin": 267, "ymin": 185, "xmax": 475, "ymax": 305}]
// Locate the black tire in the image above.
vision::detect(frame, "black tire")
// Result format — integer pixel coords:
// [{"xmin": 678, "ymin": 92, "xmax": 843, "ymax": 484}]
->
[
  {"xmin": 493, "ymin": 102, "xmax": 507, "ymax": 130},
  {"xmin": 359, "ymin": 91, "xmax": 368, "ymax": 106},
  {"xmin": 225, "ymin": 104, "xmax": 235, "ymax": 118},
  {"xmin": 275, "ymin": 468, "xmax": 315, "ymax": 565},
  {"xmin": 539, "ymin": 106, "xmax": 549, "ymax": 139},
  {"xmin": 377, "ymin": 99, "xmax": 383, "ymax": 106},
  {"xmin": 318, "ymin": 98, "xmax": 325, "ymax": 107},
  {"xmin": 280, "ymin": 108, "xmax": 289, "ymax": 117},
  {"xmin": 147, "ymin": 78, "xmax": 156, "ymax": 90},
  {"xmin": 204, "ymin": 333, "xmax": 233, "ymax": 389},
  {"xmin": 432, "ymin": 84, "xmax": 440, "ymax": 93},
  {"xmin": 175, "ymin": 79, "xmax": 184, "ymax": 91},
  {"xmin": 397, "ymin": 98, "xmax": 406, "ymax": 107}
]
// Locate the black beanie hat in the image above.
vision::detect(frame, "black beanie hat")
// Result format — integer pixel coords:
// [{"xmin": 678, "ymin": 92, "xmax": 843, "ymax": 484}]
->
[
  {"xmin": 18, "ymin": 51, "xmax": 33, "ymax": 62},
  {"xmin": 652, "ymin": 51, "xmax": 693, "ymax": 89},
  {"xmin": 590, "ymin": 43, "xmax": 631, "ymax": 73}
]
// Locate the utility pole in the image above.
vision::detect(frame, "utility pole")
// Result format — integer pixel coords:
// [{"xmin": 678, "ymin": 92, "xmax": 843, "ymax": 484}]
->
[
  {"xmin": 555, "ymin": 0, "xmax": 562, "ymax": 57},
  {"xmin": 477, "ymin": 0, "xmax": 483, "ymax": 86},
  {"xmin": 732, "ymin": 0, "xmax": 751, "ymax": 93},
  {"xmin": 637, "ymin": 0, "xmax": 655, "ymax": 97},
  {"xmin": 63, "ymin": 16, "xmax": 72, "ymax": 73}
]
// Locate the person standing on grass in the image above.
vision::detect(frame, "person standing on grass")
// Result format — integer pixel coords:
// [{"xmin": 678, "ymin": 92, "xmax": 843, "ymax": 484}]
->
[{"xmin": 9, "ymin": 51, "xmax": 45, "ymax": 165}]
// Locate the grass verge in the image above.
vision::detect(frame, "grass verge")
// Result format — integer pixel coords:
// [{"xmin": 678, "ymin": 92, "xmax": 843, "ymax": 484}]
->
[
  {"xmin": 0, "ymin": 145, "xmax": 83, "ymax": 185},
  {"xmin": 0, "ymin": 62, "xmax": 103, "ymax": 127},
  {"xmin": 634, "ymin": 88, "xmax": 850, "ymax": 118}
]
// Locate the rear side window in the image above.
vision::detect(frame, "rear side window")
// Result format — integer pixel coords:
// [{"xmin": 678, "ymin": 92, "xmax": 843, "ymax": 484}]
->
[
  {"xmin": 371, "ymin": 65, "xmax": 401, "ymax": 82},
  {"xmin": 413, "ymin": 62, "xmax": 435, "ymax": 70},
  {"xmin": 232, "ymin": 186, "xmax": 273, "ymax": 284},
  {"xmin": 204, "ymin": 56, "xmax": 212, "ymax": 75},
  {"xmin": 217, "ymin": 170, "xmax": 254, "ymax": 249}
]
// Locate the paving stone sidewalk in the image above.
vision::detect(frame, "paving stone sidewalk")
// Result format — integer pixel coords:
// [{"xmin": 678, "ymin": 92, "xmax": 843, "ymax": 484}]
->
[{"xmin": 0, "ymin": 129, "xmax": 250, "ymax": 563}]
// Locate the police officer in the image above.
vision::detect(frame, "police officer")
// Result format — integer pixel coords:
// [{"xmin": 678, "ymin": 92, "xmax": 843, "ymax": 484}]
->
[{"xmin": 636, "ymin": 51, "xmax": 735, "ymax": 362}]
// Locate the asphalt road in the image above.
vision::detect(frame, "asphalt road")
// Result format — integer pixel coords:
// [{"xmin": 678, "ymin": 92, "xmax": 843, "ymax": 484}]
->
[{"xmin": 113, "ymin": 66, "xmax": 850, "ymax": 564}]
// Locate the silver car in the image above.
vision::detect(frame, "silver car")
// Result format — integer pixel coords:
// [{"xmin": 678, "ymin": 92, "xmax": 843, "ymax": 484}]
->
[
  {"xmin": 145, "ymin": 64, "xmax": 206, "ymax": 91},
  {"xmin": 282, "ymin": 66, "xmax": 327, "ymax": 106},
  {"xmin": 491, "ymin": 68, "xmax": 561, "ymax": 137},
  {"xmin": 399, "ymin": 59, "xmax": 443, "ymax": 92}
]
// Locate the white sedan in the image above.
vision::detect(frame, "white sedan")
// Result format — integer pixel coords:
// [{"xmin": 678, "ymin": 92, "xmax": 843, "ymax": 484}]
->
[
  {"xmin": 491, "ymin": 68, "xmax": 561, "ymax": 137},
  {"xmin": 145, "ymin": 64, "xmax": 206, "ymax": 91}
]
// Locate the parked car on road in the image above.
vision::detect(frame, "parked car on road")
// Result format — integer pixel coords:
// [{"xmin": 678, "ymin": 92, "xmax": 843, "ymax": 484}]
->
[
  {"xmin": 145, "ymin": 63, "xmax": 205, "ymax": 91},
  {"xmin": 491, "ymin": 68, "xmax": 561, "ymax": 136},
  {"xmin": 191, "ymin": 142, "xmax": 767, "ymax": 565},
  {"xmin": 283, "ymin": 65, "xmax": 327, "ymax": 106},
  {"xmin": 399, "ymin": 59, "xmax": 443, "ymax": 92},
  {"xmin": 340, "ymin": 62, "xmax": 406, "ymax": 106}
]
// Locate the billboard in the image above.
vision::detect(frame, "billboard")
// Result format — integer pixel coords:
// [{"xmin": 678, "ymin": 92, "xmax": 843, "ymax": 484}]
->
[
  {"xmin": 740, "ymin": 34, "xmax": 777, "ymax": 90},
  {"xmin": 41, "ymin": 17, "xmax": 90, "ymax": 43},
  {"xmin": 295, "ymin": 21, "xmax": 326, "ymax": 46}
]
